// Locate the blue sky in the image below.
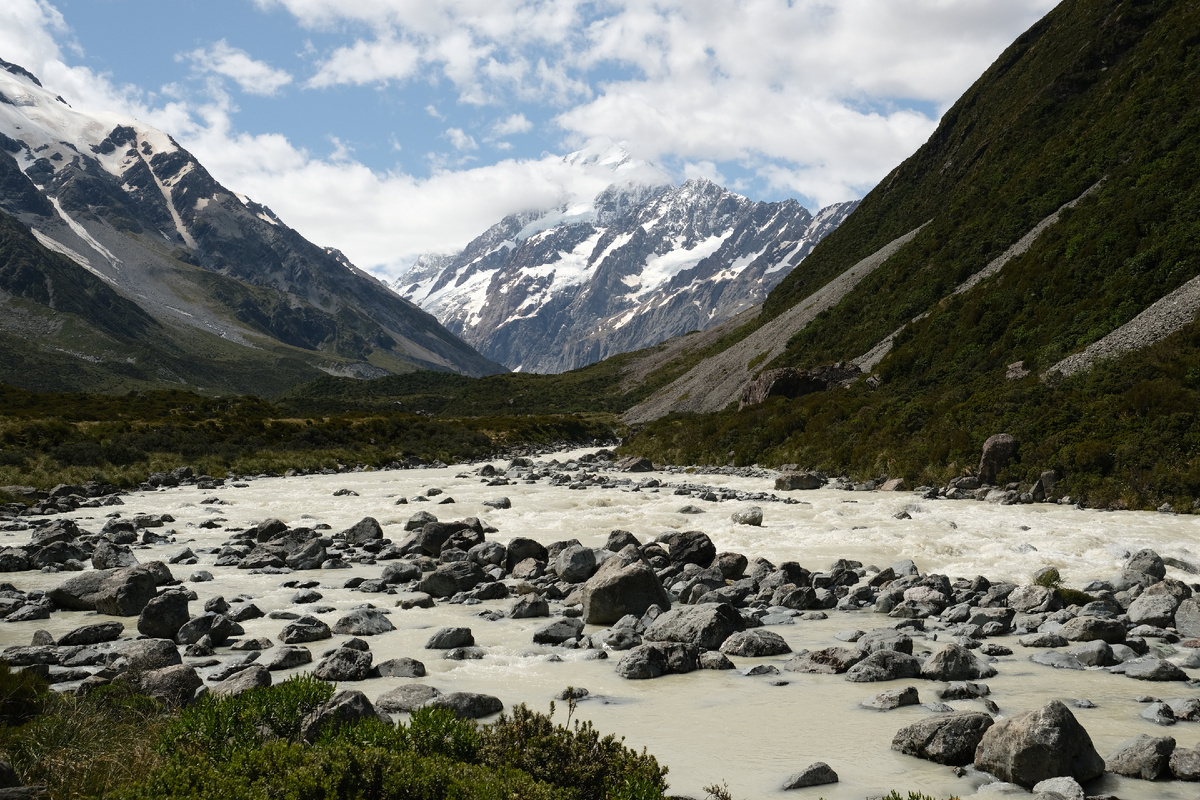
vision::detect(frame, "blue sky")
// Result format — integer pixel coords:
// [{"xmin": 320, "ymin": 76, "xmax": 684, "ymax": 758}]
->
[{"xmin": 2, "ymin": 0, "xmax": 1059, "ymax": 279}]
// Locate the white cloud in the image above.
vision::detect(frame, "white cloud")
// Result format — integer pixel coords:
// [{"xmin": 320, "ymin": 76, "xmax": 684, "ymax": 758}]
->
[
  {"xmin": 182, "ymin": 40, "xmax": 292, "ymax": 96},
  {"xmin": 492, "ymin": 113, "xmax": 532, "ymax": 136},
  {"xmin": 0, "ymin": 0, "xmax": 1064, "ymax": 278},
  {"xmin": 445, "ymin": 127, "xmax": 478, "ymax": 151}
]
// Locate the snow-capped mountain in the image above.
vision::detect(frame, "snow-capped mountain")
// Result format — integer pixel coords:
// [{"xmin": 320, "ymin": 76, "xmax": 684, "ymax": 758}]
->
[
  {"xmin": 397, "ymin": 169, "xmax": 858, "ymax": 373},
  {"xmin": 0, "ymin": 58, "xmax": 502, "ymax": 393}
]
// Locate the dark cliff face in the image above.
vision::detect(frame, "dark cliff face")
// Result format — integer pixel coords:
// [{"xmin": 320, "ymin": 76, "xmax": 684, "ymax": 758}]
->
[
  {"xmin": 0, "ymin": 60, "xmax": 505, "ymax": 391},
  {"xmin": 401, "ymin": 176, "xmax": 857, "ymax": 373}
]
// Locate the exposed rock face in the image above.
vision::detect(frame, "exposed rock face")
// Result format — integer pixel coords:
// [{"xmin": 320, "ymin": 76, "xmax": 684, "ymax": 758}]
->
[
  {"xmin": 582, "ymin": 562, "xmax": 671, "ymax": 625},
  {"xmin": 892, "ymin": 712, "xmax": 995, "ymax": 766},
  {"xmin": 300, "ymin": 690, "xmax": 384, "ymax": 741},
  {"xmin": 616, "ymin": 642, "xmax": 700, "ymax": 679},
  {"xmin": 977, "ymin": 433, "xmax": 1019, "ymax": 485},
  {"xmin": 739, "ymin": 363, "xmax": 861, "ymax": 409},
  {"xmin": 973, "ymin": 700, "xmax": 1105, "ymax": 788},
  {"xmin": 644, "ymin": 603, "xmax": 744, "ymax": 650},
  {"xmin": 0, "ymin": 61, "xmax": 502, "ymax": 391},
  {"xmin": 400, "ymin": 168, "xmax": 857, "ymax": 374},
  {"xmin": 1105, "ymin": 734, "xmax": 1176, "ymax": 780}
]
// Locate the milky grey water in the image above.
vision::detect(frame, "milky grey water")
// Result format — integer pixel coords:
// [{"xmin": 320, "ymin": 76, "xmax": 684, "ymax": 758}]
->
[{"xmin": 4, "ymin": 450, "xmax": 1200, "ymax": 799}]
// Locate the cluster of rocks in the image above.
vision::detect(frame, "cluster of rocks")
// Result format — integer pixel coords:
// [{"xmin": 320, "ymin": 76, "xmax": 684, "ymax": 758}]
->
[
  {"xmin": 0, "ymin": 515, "xmax": 182, "ymax": 575},
  {"xmin": 10, "ymin": 448, "xmax": 1200, "ymax": 794}
]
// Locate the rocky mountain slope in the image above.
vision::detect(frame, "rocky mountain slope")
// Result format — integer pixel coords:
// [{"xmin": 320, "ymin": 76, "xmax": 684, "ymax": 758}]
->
[
  {"xmin": 0, "ymin": 59, "xmax": 503, "ymax": 394},
  {"xmin": 397, "ymin": 169, "xmax": 855, "ymax": 373},
  {"xmin": 607, "ymin": 0, "xmax": 1200, "ymax": 507}
]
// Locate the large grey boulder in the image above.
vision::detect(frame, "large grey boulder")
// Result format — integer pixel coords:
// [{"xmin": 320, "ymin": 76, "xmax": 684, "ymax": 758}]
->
[
  {"xmin": 91, "ymin": 540, "xmax": 138, "ymax": 570},
  {"xmin": 417, "ymin": 561, "xmax": 486, "ymax": 598},
  {"xmin": 332, "ymin": 608, "xmax": 395, "ymax": 636},
  {"xmin": 1104, "ymin": 734, "xmax": 1175, "ymax": 780},
  {"xmin": 555, "ymin": 544, "xmax": 598, "ymax": 583},
  {"xmin": 1175, "ymin": 598, "xmax": 1200, "ymax": 638},
  {"xmin": 57, "ymin": 621, "xmax": 123, "ymax": 647},
  {"xmin": 285, "ymin": 540, "xmax": 327, "ymax": 570},
  {"xmin": 581, "ymin": 562, "xmax": 671, "ymax": 625},
  {"xmin": 300, "ymin": 690, "xmax": 384, "ymax": 741},
  {"xmin": 978, "ymin": 433, "xmax": 1018, "ymax": 484},
  {"xmin": 116, "ymin": 638, "xmax": 181, "ymax": 671},
  {"xmin": 1124, "ymin": 656, "xmax": 1188, "ymax": 682},
  {"xmin": 137, "ymin": 664, "xmax": 202, "ymax": 706},
  {"xmin": 1125, "ymin": 548, "xmax": 1167, "ymax": 582},
  {"xmin": 719, "ymin": 629, "xmax": 792, "ymax": 658},
  {"xmin": 662, "ymin": 530, "xmax": 716, "ymax": 568},
  {"xmin": 279, "ymin": 615, "xmax": 332, "ymax": 644},
  {"xmin": 376, "ymin": 657, "xmax": 426, "ymax": 678},
  {"xmin": 313, "ymin": 648, "xmax": 373, "ymax": 681},
  {"xmin": 1058, "ymin": 616, "xmax": 1125, "ymax": 644},
  {"xmin": 264, "ymin": 646, "xmax": 313, "ymax": 670},
  {"xmin": 775, "ymin": 472, "xmax": 823, "ymax": 491},
  {"xmin": 49, "ymin": 564, "xmax": 165, "ymax": 616},
  {"xmin": 341, "ymin": 517, "xmax": 383, "ymax": 546},
  {"xmin": 510, "ymin": 594, "xmax": 551, "ymax": 619},
  {"xmin": 376, "ymin": 683, "xmax": 441, "ymax": 712},
  {"xmin": 1171, "ymin": 743, "xmax": 1200, "ymax": 780},
  {"xmin": 533, "ymin": 617, "xmax": 584, "ymax": 645},
  {"xmin": 921, "ymin": 644, "xmax": 997, "ymax": 681},
  {"xmin": 505, "ymin": 538, "xmax": 548, "ymax": 571},
  {"xmin": 424, "ymin": 692, "xmax": 503, "ymax": 719},
  {"xmin": 784, "ymin": 647, "xmax": 864, "ymax": 674},
  {"xmin": 176, "ymin": 612, "xmax": 235, "ymax": 646},
  {"xmin": 616, "ymin": 642, "xmax": 700, "ymax": 679},
  {"xmin": 845, "ymin": 650, "xmax": 923, "ymax": 682},
  {"xmin": 137, "ymin": 591, "xmax": 190, "ymax": 639},
  {"xmin": 731, "ymin": 507, "xmax": 763, "ymax": 526},
  {"xmin": 425, "ymin": 627, "xmax": 474, "ymax": 649},
  {"xmin": 973, "ymin": 700, "xmax": 1104, "ymax": 788},
  {"xmin": 1007, "ymin": 586, "xmax": 1059, "ymax": 614},
  {"xmin": 1128, "ymin": 578, "xmax": 1191, "ymax": 627},
  {"xmin": 644, "ymin": 603, "xmax": 744, "ymax": 650},
  {"xmin": 781, "ymin": 762, "xmax": 838, "ymax": 790},
  {"xmin": 892, "ymin": 712, "xmax": 995, "ymax": 765},
  {"xmin": 211, "ymin": 664, "xmax": 272, "ymax": 697}
]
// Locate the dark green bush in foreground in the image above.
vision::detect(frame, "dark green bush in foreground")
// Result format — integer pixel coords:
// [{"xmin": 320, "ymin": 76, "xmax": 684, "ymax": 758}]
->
[{"xmin": 0, "ymin": 672, "xmax": 669, "ymax": 800}]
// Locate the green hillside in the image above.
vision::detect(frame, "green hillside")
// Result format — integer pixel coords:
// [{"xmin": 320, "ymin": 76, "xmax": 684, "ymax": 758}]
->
[{"xmin": 623, "ymin": 0, "xmax": 1200, "ymax": 509}]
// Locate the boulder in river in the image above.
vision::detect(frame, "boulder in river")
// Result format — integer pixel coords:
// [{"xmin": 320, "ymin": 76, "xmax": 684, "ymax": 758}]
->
[
  {"xmin": 376, "ymin": 683, "xmax": 441, "ymax": 712},
  {"xmin": 782, "ymin": 762, "xmax": 838, "ymax": 789},
  {"xmin": 341, "ymin": 517, "xmax": 383, "ymax": 546},
  {"xmin": 279, "ymin": 615, "xmax": 332, "ymax": 644},
  {"xmin": 137, "ymin": 591, "xmax": 190, "ymax": 640},
  {"xmin": 1104, "ymin": 734, "xmax": 1175, "ymax": 780},
  {"xmin": 973, "ymin": 700, "xmax": 1104, "ymax": 788},
  {"xmin": 921, "ymin": 644, "xmax": 997, "ymax": 681},
  {"xmin": 418, "ymin": 561, "xmax": 486, "ymax": 597},
  {"xmin": 211, "ymin": 664, "xmax": 272, "ymax": 697},
  {"xmin": 424, "ymin": 692, "xmax": 503, "ymax": 719},
  {"xmin": 892, "ymin": 711, "xmax": 995, "ymax": 765},
  {"xmin": 616, "ymin": 642, "xmax": 700, "ymax": 679},
  {"xmin": 332, "ymin": 608, "xmax": 395, "ymax": 636},
  {"xmin": 581, "ymin": 562, "xmax": 671, "ymax": 625},
  {"xmin": 845, "ymin": 650, "xmax": 923, "ymax": 682},
  {"xmin": 719, "ymin": 629, "xmax": 792, "ymax": 658},
  {"xmin": 977, "ymin": 433, "xmax": 1018, "ymax": 485},
  {"xmin": 314, "ymin": 647, "xmax": 373, "ymax": 681},
  {"xmin": 644, "ymin": 603, "xmax": 744, "ymax": 650}
]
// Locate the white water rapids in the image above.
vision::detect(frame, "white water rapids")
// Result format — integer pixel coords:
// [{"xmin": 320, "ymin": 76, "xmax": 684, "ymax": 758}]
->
[{"xmin": 4, "ymin": 449, "xmax": 1200, "ymax": 799}]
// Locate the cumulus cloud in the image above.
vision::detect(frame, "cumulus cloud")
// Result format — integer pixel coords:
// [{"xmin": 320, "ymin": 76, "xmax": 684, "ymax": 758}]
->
[
  {"xmin": 1, "ymin": 0, "xmax": 1063, "ymax": 277},
  {"xmin": 445, "ymin": 127, "xmax": 478, "ymax": 151},
  {"xmin": 492, "ymin": 113, "xmax": 532, "ymax": 136},
  {"xmin": 182, "ymin": 40, "xmax": 293, "ymax": 96}
]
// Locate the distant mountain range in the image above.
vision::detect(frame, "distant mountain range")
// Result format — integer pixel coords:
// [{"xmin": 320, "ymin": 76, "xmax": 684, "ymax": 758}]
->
[
  {"xmin": 396, "ymin": 149, "xmax": 856, "ymax": 373},
  {"xmin": 0, "ymin": 58, "xmax": 503, "ymax": 395}
]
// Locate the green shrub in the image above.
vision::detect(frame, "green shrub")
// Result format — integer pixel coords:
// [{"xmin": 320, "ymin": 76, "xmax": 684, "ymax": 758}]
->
[
  {"xmin": 116, "ymin": 740, "xmax": 567, "ymax": 800},
  {"xmin": 162, "ymin": 673, "xmax": 334, "ymax": 762},
  {"xmin": 0, "ymin": 680, "xmax": 167, "ymax": 799},
  {"xmin": 0, "ymin": 660, "xmax": 49, "ymax": 726},
  {"xmin": 478, "ymin": 703, "xmax": 668, "ymax": 800}
]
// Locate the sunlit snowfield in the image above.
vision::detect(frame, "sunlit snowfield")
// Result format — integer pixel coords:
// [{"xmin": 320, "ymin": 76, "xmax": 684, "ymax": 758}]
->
[{"xmin": 4, "ymin": 448, "xmax": 1200, "ymax": 799}]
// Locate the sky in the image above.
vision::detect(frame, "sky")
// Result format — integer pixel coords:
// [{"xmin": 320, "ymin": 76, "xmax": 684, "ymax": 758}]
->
[{"xmin": 0, "ymin": 0, "xmax": 1060, "ymax": 280}]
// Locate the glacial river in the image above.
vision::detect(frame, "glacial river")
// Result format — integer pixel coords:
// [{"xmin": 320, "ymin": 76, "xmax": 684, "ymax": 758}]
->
[{"xmin": 4, "ymin": 450, "xmax": 1200, "ymax": 799}]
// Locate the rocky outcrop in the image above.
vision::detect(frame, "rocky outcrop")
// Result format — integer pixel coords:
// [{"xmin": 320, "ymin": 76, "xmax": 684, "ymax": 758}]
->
[
  {"xmin": 973, "ymin": 701, "xmax": 1104, "ymax": 788},
  {"xmin": 892, "ymin": 712, "xmax": 994, "ymax": 766},
  {"xmin": 739, "ymin": 363, "xmax": 861, "ymax": 409}
]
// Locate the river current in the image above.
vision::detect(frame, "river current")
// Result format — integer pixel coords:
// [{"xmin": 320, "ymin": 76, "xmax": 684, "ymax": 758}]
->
[{"xmin": 4, "ymin": 450, "xmax": 1200, "ymax": 799}]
